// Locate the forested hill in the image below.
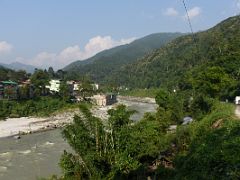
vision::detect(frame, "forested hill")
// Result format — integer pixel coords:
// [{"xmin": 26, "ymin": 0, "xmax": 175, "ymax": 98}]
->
[
  {"xmin": 0, "ymin": 66, "xmax": 29, "ymax": 82},
  {"xmin": 63, "ymin": 33, "xmax": 183, "ymax": 81},
  {"xmin": 109, "ymin": 15, "xmax": 240, "ymax": 92},
  {"xmin": 0, "ymin": 62, "xmax": 37, "ymax": 73}
]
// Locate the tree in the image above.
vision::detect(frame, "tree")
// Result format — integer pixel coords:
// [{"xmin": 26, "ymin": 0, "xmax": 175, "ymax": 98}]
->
[
  {"xmin": 155, "ymin": 89, "xmax": 172, "ymax": 110},
  {"xmin": 30, "ymin": 69, "xmax": 50, "ymax": 96},
  {"xmin": 56, "ymin": 70, "xmax": 65, "ymax": 80},
  {"xmin": 189, "ymin": 66, "xmax": 235, "ymax": 98},
  {"xmin": 60, "ymin": 104, "xmax": 138, "ymax": 179},
  {"xmin": 78, "ymin": 79, "xmax": 94, "ymax": 100},
  {"xmin": 48, "ymin": 67, "xmax": 55, "ymax": 79},
  {"xmin": 59, "ymin": 81, "xmax": 71, "ymax": 101},
  {"xmin": 18, "ymin": 85, "xmax": 30, "ymax": 100},
  {"xmin": 155, "ymin": 89, "xmax": 184, "ymax": 124}
]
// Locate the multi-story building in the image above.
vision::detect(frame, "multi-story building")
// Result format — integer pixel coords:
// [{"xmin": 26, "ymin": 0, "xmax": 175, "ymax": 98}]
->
[
  {"xmin": 46, "ymin": 79, "xmax": 61, "ymax": 93},
  {"xmin": 0, "ymin": 80, "xmax": 18, "ymax": 100}
]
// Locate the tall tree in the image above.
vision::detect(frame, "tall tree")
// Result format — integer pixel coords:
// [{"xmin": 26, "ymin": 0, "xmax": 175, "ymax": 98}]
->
[
  {"xmin": 78, "ymin": 78, "xmax": 94, "ymax": 100},
  {"xmin": 48, "ymin": 67, "xmax": 55, "ymax": 79},
  {"xmin": 59, "ymin": 81, "xmax": 71, "ymax": 101},
  {"xmin": 30, "ymin": 69, "xmax": 50, "ymax": 96}
]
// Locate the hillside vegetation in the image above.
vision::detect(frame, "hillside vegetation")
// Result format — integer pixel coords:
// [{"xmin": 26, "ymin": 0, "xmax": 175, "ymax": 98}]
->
[
  {"xmin": 40, "ymin": 16, "xmax": 240, "ymax": 180},
  {"xmin": 109, "ymin": 15, "xmax": 240, "ymax": 100},
  {"xmin": 63, "ymin": 33, "xmax": 183, "ymax": 82},
  {"xmin": 54, "ymin": 96, "xmax": 240, "ymax": 179}
]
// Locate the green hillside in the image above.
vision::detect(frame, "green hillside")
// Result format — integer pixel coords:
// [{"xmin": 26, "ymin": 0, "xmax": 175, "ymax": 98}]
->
[
  {"xmin": 63, "ymin": 33, "xmax": 183, "ymax": 81},
  {"xmin": 109, "ymin": 15, "xmax": 240, "ymax": 98}
]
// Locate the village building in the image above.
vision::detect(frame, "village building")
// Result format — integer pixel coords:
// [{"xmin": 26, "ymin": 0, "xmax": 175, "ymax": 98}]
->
[
  {"xmin": 235, "ymin": 96, "xmax": 240, "ymax": 105},
  {"xmin": 46, "ymin": 79, "xmax": 61, "ymax": 93},
  {"xmin": 92, "ymin": 83, "xmax": 99, "ymax": 91},
  {"xmin": 0, "ymin": 80, "xmax": 18, "ymax": 100},
  {"xmin": 66, "ymin": 81, "xmax": 81, "ymax": 96},
  {"xmin": 93, "ymin": 94, "xmax": 117, "ymax": 106}
]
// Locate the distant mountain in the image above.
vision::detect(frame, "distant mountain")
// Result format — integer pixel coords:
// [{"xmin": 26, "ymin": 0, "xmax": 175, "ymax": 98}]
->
[
  {"xmin": 107, "ymin": 15, "xmax": 240, "ymax": 90},
  {"xmin": 0, "ymin": 62, "xmax": 37, "ymax": 73},
  {"xmin": 63, "ymin": 33, "xmax": 183, "ymax": 81}
]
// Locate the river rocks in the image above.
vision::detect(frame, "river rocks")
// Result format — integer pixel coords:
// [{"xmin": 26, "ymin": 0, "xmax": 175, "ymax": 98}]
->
[
  {"xmin": 1, "ymin": 97, "xmax": 157, "ymax": 138},
  {"xmin": 13, "ymin": 135, "xmax": 21, "ymax": 139},
  {"xmin": 118, "ymin": 96, "xmax": 156, "ymax": 104}
]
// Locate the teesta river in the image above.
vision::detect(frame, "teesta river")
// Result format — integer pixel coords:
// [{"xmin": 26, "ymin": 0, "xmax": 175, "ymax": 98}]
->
[{"xmin": 0, "ymin": 99, "xmax": 157, "ymax": 180}]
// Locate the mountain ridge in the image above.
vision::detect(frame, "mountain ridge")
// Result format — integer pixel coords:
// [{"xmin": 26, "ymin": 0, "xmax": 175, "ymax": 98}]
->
[
  {"xmin": 63, "ymin": 33, "xmax": 184, "ymax": 80},
  {"xmin": 0, "ymin": 62, "xmax": 37, "ymax": 73},
  {"xmin": 107, "ymin": 15, "xmax": 240, "ymax": 91}
]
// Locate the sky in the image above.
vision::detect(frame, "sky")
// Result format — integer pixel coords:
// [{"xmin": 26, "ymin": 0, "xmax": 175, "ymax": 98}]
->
[{"xmin": 0, "ymin": 0, "xmax": 239, "ymax": 70}]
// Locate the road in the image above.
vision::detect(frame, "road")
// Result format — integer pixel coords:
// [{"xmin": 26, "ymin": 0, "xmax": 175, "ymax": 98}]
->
[{"xmin": 235, "ymin": 105, "xmax": 240, "ymax": 118}]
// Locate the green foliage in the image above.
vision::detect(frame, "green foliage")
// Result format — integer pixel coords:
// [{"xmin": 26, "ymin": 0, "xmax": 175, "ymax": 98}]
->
[
  {"xmin": 0, "ymin": 97, "xmax": 77, "ymax": 120},
  {"xmin": 30, "ymin": 69, "xmax": 50, "ymax": 96},
  {"xmin": 78, "ymin": 78, "xmax": 94, "ymax": 100},
  {"xmin": 58, "ymin": 97, "xmax": 240, "ymax": 180},
  {"xmin": 64, "ymin": 33, "xmax": 183, "ymax": 83},
  {"xmin": 56, "ymin": 16, "xmax": 240, "ymax": 180},
  {"xmin": 174, "ymin": 103, "xmax": 240, "ymax": 179},
  {"xmin": 59, "ymin": 81, "xmax": 71, "ymax": 101},
  {"xmin": 60, "ymin": 104, "xmax": 174, "ymax": 179},
  {"xmin": 107, "ymin": 16, "xmax": 240, "ymax": 100},
  {"xmin": 187, "ymin": 66, "xmax": 236, "ymax": 98},
  {"xmin": 188, "ymin": 95, "xmax": 215, "ymax": 120},
  {"xmin": 108, "ymin": 104, "xmax": 135, "ymax": 130},
  {"xmin": 0, "ymin": 67, "xmax": 29, "ymax": 82},
  {"xmin": 61, "ymin": 104, "xmax": 106, "ymax": 179},
  {"xmin": 155, "ymin": 89, "xmax": 184, "ymax": 124},
  {"xmin": 155, "ymin": 89, "xmax": 172, "ymax": 110}
]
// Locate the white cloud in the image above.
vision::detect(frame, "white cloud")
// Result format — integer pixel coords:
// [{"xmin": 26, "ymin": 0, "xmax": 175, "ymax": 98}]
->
[
  {"xmin": 31, "ymin": 52, "xmax": 56, "ymax": 68},
  {"xmin": 22, "ymin": 36, "xmax": 136, "ymax": 69},
  {"xmin": 164, "ymin": 8, "xmax": 179, "ymax": 16},
  {"xmin": 184, "ymin": 7, "xmax": 201, "ymax": 19},
  {"xmin": 0, "ymin": 41, "xmax": 13, "ymax": 54}
]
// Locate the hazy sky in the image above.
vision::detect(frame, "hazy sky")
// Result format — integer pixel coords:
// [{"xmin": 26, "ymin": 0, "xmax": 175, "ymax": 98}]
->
[{"xmin": 0, "ymin": 0, "xmax": 239, "ymax": 69}]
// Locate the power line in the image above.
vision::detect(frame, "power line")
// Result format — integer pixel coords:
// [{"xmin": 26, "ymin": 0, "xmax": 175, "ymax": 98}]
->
[{"xmin": 182, "ymin": 0, "xmax": 196, "ymax": 43}]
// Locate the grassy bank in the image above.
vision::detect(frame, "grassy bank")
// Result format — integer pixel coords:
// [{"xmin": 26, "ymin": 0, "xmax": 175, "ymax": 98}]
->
[
  {"xmin": 0, "ymin": 97, "xmax": 80, "ymax": 120},
  {"xmin": 164, "ymin": 102, "xmax": 240, "ymax": 179}
]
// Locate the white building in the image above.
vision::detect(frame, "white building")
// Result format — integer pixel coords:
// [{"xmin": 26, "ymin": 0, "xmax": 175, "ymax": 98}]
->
[
  {"xmin": 92, "ymin": 83, "xmax": 99, "ymax": 90},
  {"xmin": 46, "ymin": 80, "xmax": 61, "ymax": 93},
  {"xmin": 235, "ymin": 96, "xmax": 240, "ymax": 105},
  {"xmin": 73, "ymin": 83, "xmax": 80, "ymax": 91}
]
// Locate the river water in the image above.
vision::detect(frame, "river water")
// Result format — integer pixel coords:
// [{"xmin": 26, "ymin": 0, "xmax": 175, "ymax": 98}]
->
[{"xmin": 0, "ymin": 100, "xmax": 157, "ymax": 180}]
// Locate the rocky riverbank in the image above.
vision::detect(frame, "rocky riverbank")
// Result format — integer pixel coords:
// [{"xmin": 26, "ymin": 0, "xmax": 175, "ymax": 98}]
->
[
  {"xmin": 0, "ymin": 97, "xmax": 157, "ymax": 138},
  {"xmin": 117, "ymin": 96, "xmax": 156, "ymax": 104},
  {"xmin": 0, "ymin": 110, "xmax": 78, "ymax": 138},
  {"xmin": 0, "ymin": 105, "xmax": 116, "ymax": 138}
]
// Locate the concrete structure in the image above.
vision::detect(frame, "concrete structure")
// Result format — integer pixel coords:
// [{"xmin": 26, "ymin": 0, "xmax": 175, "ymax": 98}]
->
[
  {"xmin": 235, "ymin": 96, "xmax": 240, "ymax": 105},
  {"xmin": 93, "ymin": 94, "xmax": 117, "ymax": 106},
  {"xmin": 66, "ymin": 81, "xmax": 81, "ymax": 95},
  {"xmin": 92, "ymin": 83, "xmax": 99, "ymax": 90},
  {"xmin": 46, "ymin": 79, "xmax": 61, "ymax": 93},
  {"xmin": 73, "ymin": 83, "xmax": 80, "ymax": 91}
]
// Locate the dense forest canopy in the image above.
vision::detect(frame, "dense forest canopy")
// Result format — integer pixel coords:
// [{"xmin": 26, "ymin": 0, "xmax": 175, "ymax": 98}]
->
[
  {"xmin": 108, "ymin": 16, "xmax": 240, "ymax": 99},
  {"xmin": 61, "ymin": 16, "xmax": 240, "ymax": 103}
]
